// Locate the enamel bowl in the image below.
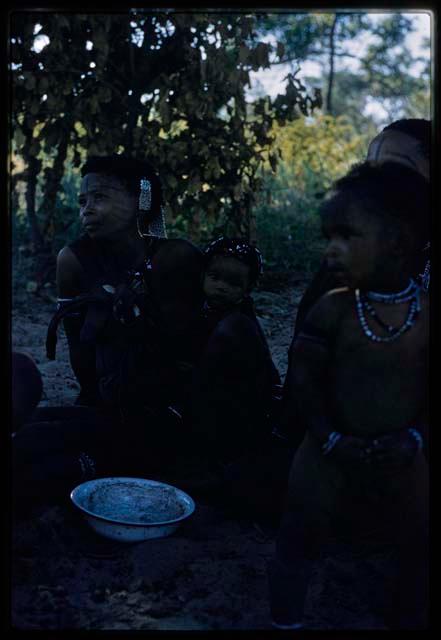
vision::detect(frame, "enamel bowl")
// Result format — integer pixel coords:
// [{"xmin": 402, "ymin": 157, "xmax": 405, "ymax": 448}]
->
[{"xmin": 70, "ymin": 477, "xmax": 195, "ymax": 542}]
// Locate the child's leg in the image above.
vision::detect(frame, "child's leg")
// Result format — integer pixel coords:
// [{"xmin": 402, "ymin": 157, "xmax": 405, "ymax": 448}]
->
[
  {"xmin": 268, "ymin": 435, "xmax": 342, "ymax": 626},
  {"xmin": 389, "ymin": 453, "xmax": 429, "ymax": 629}
]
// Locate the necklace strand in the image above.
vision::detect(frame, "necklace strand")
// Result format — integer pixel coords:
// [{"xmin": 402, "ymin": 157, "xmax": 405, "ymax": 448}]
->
[
  {"xmin": 355, "ymin": 280, "xmax": 421, "ymax": 343},
  {"xmin": 365, "ymin": 278, "xmax": 418, "ymax": 304}
]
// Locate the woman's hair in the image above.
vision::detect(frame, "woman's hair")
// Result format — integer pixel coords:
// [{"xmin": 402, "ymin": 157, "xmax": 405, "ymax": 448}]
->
[
  {"xmin": 81, "ymin": 155, "xmax": 163, "ymax": 219},
  {"xmin": 204, "ymin": 236, "xmax": 263, "ymax": 285},
  {"xmin": 321, "ymin": 161, "xmax": 430, "ymax": 249},
  {"xmin": 382, "ymin": 118, "xmax": 431, "ymax": 159}
]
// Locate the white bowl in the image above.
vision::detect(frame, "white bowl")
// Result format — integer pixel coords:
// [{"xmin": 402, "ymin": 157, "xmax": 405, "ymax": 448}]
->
[{"xmin": 70, "ymin": 477, "xmax": 195, "ymax": 542}]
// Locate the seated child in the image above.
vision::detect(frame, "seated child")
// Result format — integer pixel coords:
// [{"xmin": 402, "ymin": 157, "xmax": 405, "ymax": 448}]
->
[
  {"xmin": 268, "ymin": 161, "xmax": 429, "ymax": 630},
  {"xmin": 201, "ymin": 236, "xmax": 266, "ymax": 327},
  {"xmin": 174, "ymin": 236, "xmax": 292, "ymax": 514},
  {"xmin": 187, "ymin": 236, "xmax": 281, "ymax": 461}
]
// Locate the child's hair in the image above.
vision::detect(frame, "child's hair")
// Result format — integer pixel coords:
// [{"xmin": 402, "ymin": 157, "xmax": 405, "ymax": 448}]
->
[
  {"xmin": 321, "ymin": 161, "xmax": 430, "ymax": 250},
  {"xmin": 204, "ymin": 236, "xmax": 263, "ymax": 286},
  {"xmin": 81, "ymin": 155, "xmax": 163, "ymax": 218},
  {"xmin": 382, "ymin": 118, "xmax": 431, "ymax": 159}
]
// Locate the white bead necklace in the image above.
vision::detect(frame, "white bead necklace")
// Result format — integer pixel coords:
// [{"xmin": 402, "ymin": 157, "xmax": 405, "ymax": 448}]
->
[{"xmin": 355, "ymin": 279, "xmax": 422, "ymax": 343}]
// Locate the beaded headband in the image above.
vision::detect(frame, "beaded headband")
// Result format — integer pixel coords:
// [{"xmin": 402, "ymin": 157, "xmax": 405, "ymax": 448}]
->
[{"xmin": 204, "ymin": 236, "xmax": 263, "ymax": 282}]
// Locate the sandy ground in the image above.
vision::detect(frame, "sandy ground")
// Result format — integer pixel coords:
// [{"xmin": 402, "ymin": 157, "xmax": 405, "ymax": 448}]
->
[{"xmin": 11, "ymin": 277, "xmax": 395, "ymax": 630}]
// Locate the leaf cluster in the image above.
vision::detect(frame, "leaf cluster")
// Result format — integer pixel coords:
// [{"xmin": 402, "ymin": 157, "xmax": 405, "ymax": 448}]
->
[{"xmin": 10, "ymin": 11, "xmax": 321, "ymax": 247}]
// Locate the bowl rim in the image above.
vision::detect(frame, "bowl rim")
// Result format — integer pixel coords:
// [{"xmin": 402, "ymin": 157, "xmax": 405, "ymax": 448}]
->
[{"xmin": 70, "ymin": 476, "xmax": 196, "ymax": 528}]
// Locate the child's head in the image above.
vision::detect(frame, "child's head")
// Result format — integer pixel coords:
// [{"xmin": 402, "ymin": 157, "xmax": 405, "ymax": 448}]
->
[
  {"xmin": 320, "ymin": 161, "xmax": 429, "ymax": 290},
  {"xmin": 203, "ymin": 237, "xmax": 263, "ymax": 309}
]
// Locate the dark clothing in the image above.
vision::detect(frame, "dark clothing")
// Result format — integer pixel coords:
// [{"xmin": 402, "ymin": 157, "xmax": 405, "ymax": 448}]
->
[
  {"xmin": 64, "ymin": 234, "xmax": 167, "ymax": 406},
  {"xmin": 14, "ymin": 291, "xmax": 288, "ymax": 512},
  {"xmin": 293, "ymin": 261, "xmax": 338, "ymax": 338},
  {"xmin": 96, "ymin": 296, "xmax": 281, "ymax": 463},
  {"xmin": 15, "ymin": 235, "xmax": 292, "ymax": 515}
]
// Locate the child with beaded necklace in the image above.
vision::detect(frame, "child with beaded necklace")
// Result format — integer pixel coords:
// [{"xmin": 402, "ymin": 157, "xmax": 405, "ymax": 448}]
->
[{"xmin": 269, "ymin": 161, "xmax": 429, "ymax": 630}]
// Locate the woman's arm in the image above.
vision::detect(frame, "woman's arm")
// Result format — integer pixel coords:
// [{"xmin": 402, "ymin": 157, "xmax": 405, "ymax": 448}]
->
[{"xmin": 56, "ymin": 247, "xmax": 99, "ymax": 406}]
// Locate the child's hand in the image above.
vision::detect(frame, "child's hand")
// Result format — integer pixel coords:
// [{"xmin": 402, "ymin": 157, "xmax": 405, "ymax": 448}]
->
[
  {"xmin": 366, "ymin": 430, "xmax": 419, "ymax": 470},
  {"xmin": 330, "ymin": 435, "xmax": 367, "ymax": 466}
]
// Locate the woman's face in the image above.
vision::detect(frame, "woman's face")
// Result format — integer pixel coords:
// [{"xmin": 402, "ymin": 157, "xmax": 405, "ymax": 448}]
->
[
  {"xmin": 78, "ymin": 173, "xmax": 138, "ymax": 240},
  {"xmin": 367, "ymin": 130, "xmax": 429, "ymax": 181}
]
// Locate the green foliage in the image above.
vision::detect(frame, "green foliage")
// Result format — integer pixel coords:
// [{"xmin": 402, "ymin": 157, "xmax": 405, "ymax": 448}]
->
[
  {"xmin": 256, "ymin": 12, "xmax": 430, "ymax": 130},
  {"xmin": 255, "ymin": 179, "xmax": 325, "ymax": 274},
  {"xmin": 255, "ymin": 115, "xmax": 368, "ymax": 272},
  {"xmin": 272, "ymin": 114, "xmax": 368, "ymax": 190},
  {"xmin": 10, "ymin": 10, "xmax": 320, "ymax": 259},
  {"xmin": 9, "ymin": 11, "xmax": 430, "ymax": 283}
]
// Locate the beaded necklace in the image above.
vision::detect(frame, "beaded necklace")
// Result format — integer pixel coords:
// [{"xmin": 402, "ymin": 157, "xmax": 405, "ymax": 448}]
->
[{"xmin": 355, "ymin": 278, "xmax": 422, "ymax": 343}]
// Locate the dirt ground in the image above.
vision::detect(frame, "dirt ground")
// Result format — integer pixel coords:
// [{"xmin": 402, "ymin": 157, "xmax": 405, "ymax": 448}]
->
[{"xmin": 11, "ymin": 276, "xmax": 395, "ymax": 631}]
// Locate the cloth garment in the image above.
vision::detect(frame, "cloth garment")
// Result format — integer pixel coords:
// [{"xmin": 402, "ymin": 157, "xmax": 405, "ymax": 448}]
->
[{"xmin": 62, "ymin": 234, "xmax": 167, "ymax": 406}]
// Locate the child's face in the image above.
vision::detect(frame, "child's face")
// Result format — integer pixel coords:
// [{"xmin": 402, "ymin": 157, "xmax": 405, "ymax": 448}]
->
[
  {"xmin": 322, "ymin": 201, "xmax": 393, "ymax": 290},
  {"xmin": 203, "ymin": 255, "xmax": 251, "ymax": 308}
]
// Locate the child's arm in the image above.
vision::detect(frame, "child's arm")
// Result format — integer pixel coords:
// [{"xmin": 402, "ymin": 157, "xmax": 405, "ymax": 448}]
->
[{"xmin": 286, "ymin": 291, "xmax": 366, "ymax": 463}]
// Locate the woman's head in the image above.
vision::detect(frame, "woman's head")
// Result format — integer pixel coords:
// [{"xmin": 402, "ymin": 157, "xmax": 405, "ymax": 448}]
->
[
  {"xmin": 367, "ymin": 118, "xmax": 431, "ymax": 181},
  {"xmin": 79, "ymin": 155, "xmax": 164, "ymax": 240}
]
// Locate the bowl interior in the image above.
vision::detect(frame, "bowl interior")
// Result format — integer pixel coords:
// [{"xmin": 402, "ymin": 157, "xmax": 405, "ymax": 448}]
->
[{"xmin": 72, "ymin": 478, "xmax": 194, "ymax": 525}]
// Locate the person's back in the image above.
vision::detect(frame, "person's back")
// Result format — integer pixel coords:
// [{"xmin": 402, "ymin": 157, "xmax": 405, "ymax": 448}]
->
[{"xmin": 269, "ymin": 161, "xmax": 429, "ymax": 630}]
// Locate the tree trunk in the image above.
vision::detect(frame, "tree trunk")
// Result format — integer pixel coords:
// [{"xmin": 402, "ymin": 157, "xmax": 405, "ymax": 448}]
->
[
  {"xmin": 24, "ymin": 154, "xmax": 45, "ymax": 252},
  {"xmin": 39, "ymin": 134, "xmax": 70, "ymax": 239},
  {"xmin": 326, "ymin": 14, "xmax": 339, "ymax": 115}
]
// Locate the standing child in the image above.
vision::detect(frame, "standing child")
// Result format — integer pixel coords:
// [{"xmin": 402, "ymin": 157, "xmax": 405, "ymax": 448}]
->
[{"xmin": 269, "ymin": 161, "xmax": 429, "ymax": 630}]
